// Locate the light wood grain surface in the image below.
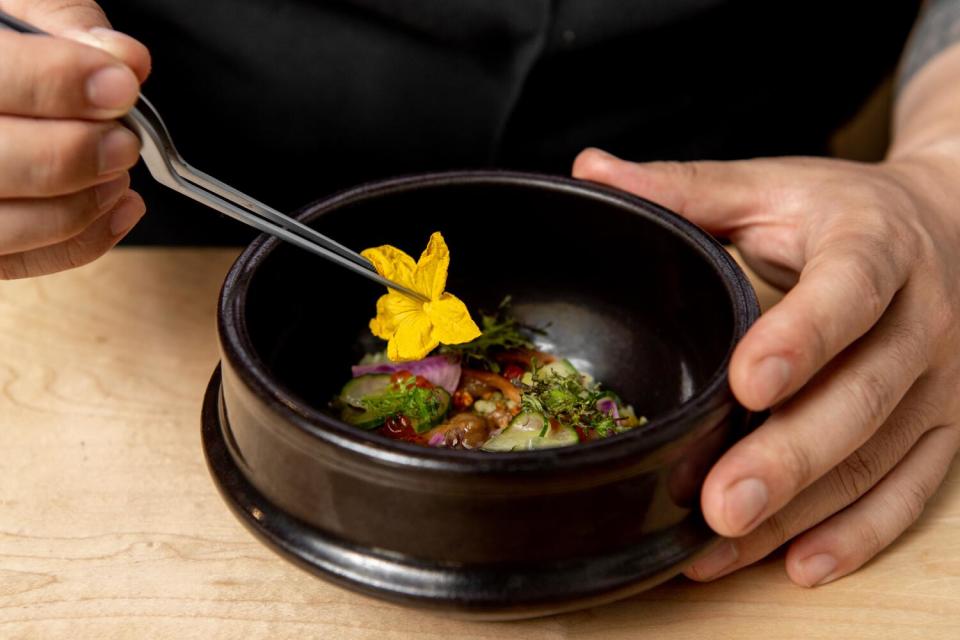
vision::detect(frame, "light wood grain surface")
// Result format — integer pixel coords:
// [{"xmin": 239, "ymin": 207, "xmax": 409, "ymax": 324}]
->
[{"xmin": 0, "ymin": 248, "xmax": 957, "ymax": 639}]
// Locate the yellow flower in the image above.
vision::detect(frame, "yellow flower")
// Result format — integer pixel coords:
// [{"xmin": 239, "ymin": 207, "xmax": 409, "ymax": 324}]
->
[{"xmin": 362, "ymin": 232, "xmax": 481, "ymax": 361}]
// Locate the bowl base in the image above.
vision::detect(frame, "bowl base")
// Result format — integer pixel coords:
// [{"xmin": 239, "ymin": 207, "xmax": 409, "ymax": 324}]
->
[{"xmin": 201, "ymin": 365, "xmax": 719, "ymax": 620}]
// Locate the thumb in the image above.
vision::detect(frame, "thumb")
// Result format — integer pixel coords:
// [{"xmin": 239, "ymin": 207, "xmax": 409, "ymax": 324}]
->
[
  {"xmin": 10, "ymin": 0, "xmax": 151, "ymax": 82},
  {"xmin": 572, "ymin": 147, "xmax": 773, "ymax": 236}
]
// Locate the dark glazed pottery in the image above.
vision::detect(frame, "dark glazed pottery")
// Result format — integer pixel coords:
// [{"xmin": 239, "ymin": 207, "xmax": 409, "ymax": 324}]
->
[{"xmin": 202, "ymin": 171, "xmax": 760, "ymax": 619}]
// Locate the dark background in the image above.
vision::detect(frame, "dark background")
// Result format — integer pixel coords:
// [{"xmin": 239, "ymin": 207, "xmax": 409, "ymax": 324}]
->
[{"xmin": 98, "ymin": 0, "xmax": 921, "ymax": 245}]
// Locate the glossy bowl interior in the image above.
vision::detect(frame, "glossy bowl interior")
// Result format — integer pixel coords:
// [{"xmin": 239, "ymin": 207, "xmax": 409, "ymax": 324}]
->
[
  {"xmin": 245, "ymin": 178, "xmax": 736, "ymax": 425},
  {"xmin": 206, "ymin": 171, "xmax": 760, "ymax": 618}
]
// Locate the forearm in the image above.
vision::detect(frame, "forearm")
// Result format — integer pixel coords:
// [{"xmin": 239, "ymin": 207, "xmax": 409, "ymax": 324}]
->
[{"xmin": 891, "ymin": 1, "xmax": 960, "ymax": 161}]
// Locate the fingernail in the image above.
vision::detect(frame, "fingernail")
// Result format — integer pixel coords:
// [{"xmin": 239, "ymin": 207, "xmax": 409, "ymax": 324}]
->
[
  {"xmin": 98, "ymin": 127, "xmax": 140, "ymax": 175},
  {"xmin": 88, "ymin": 27, "xmax": 126, "ymax": 40},
  {"xmin": 688, "ymin": 541, "xmax": 739, "ymax": 580},
  {"xmin": 723, "ymin": 477, "xmax": 769, "ymax": 533},
  {"xmin": 94, "ymin": 175, "xmax": 129, "ymax": 210},
  {"xmin": 65, "ymin": 27, "xmax": 124, "ymax": 47},
  {"xmin": 796, "ymin": 553, "xmax": 838, "ymax": 587},
  {"xmin": 752, "ymin": 356, "xmax": 791, "ymax": 407},
  {"xmin": 109, "ymin": 197, "xmax": 144, "ymax": 236},
  {"xmin": 85, "ymin": 65, "xmax": 139, "ymax": 111}
]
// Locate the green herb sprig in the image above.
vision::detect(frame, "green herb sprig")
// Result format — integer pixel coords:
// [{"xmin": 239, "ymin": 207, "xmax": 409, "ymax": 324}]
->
[
  {"xmin": 521, "ymin": 369, "xmax": 604, "ymax": 427},
  {"xmin": 440, "ymin": 296, "xmax": 545, "ymax": 372},
  {"xmin": 361, "ymin": 378, "xmax": 441, "ymax": 421}
]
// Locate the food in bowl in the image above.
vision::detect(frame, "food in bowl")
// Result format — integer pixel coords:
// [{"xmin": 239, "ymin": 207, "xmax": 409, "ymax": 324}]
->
[
  {"xmin": 207, "ymin": 171, "xmax": 761, "ymax": 617},
  {"xmin": 331, "ymin": 299, "xmax": 647, "ymax": 450}
]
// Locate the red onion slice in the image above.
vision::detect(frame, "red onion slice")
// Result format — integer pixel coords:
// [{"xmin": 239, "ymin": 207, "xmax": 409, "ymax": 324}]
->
[
  {"xmin": 351, "ymin": 355, "xmax": 462, "ymax": 394},
  {"xmin": 596, "ymin": 397, "xmax": 620, "ymax": 419}
]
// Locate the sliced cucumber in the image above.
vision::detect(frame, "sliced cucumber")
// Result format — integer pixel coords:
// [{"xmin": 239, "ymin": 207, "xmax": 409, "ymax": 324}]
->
[
  {"xmin": 339, "ymin": 374, "xmax": 450, "ymax": 433},
  {"xmin": 339, "ymin": 374, "xmax": 392, "ymax": 408},
  {"xmin": 339, "ymin": 406, "xmax": 388, "ymax": 430},
  {"xmin": 535, "ymin": 359, "xmax": 578, "ymax": 381},
  {"xmin": 481, "ymin": 411, "xmax": 579, "ymax": 451},
  {"xmin": 409, "ymin": 388, "xmax": 451, "ymax": 434}
]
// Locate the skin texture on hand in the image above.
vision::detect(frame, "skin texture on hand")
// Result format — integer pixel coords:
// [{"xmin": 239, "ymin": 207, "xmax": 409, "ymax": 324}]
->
[
  {"xmin": 0, "ymin": 0, "xmax": 150, "ymax": 278},
  {"xmin": 572, "ymin": 42, "xmax": 960, "ymax": 589}
]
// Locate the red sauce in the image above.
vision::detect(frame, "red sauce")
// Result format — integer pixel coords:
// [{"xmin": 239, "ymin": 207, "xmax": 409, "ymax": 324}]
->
[
  {"xmin": 379, "ymin": 414, "xmax": 425, "ymax": 444},
  {"xmin": 502, "ymin": 364, "xmax": 525, "ymax": 382}
]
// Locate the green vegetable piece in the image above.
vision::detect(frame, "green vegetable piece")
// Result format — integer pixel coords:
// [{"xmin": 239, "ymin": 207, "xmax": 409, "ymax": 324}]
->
[
  {"xmin": 408, "ymin": 388, "xmax": 451, "ymax": 433},
  {"xmin": 544, "ymin": 387, "xmax": 578, "ymax": 413},
  {"xmin": 440, "ymin": 296, "xmax": 545, "ymax": 372},
  {"xmin": 535, "ymin": 359, "xmax": 578, "ymax": 381},
  {"xmin": 339, "ymin": 406, "xmax": 389, "ymax": 430},
  {"xmin": 339, "ymin": 374, "xmax": 392, "ymax": 409},
  {"xmin": 339, "ymin": 375, "xmax": 450, "ymax": 433},
  {"xmin": 481, "ymin": 411, "xmax": 578, "ymax": 451}
]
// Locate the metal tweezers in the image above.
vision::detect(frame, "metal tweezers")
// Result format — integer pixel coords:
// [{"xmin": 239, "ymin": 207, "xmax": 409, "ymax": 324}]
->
[{"xmin": 0, "ymin": 10, "xmax": 429, "ymax": 303}]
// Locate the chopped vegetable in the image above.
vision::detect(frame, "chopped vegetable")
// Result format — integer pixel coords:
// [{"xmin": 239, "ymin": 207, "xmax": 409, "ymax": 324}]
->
[
  {"xmin": 462, "ymin": 369, "xmax": 522, "ymax": 405},
  {"xmin": 336, "ymin": 373, "xmax": 450, "ymax": 433},
  {"xmin": 351, "ymin": 355, "xmax": 462, "ymax": 393},
  {"xmin": 332, "ymin": 294, "xmax": 646, "ymax": 450},
  {"xmin": 340, "ymin": 374, "xmax": 392, "ymax": 408},
  {"xmin": 440, "ymin": 297, "xmax": 545, "ymax": 372},
  {"xmin": 596, "ymin": 397, "xmax": 620, "ymax": 419},
  {"xmin": 481, "ymin": 412, "xmax": 579, "ymax": 451},
  {"xmin": 535, "ymin": 359, "xmax": 578, "ymax": 380}
]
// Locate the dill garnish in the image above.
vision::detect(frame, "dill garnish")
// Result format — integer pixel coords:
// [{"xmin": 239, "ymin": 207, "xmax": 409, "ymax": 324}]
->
[{"xmin": 361, "ymin": 377, "xmax": 441, "ymax": 421}]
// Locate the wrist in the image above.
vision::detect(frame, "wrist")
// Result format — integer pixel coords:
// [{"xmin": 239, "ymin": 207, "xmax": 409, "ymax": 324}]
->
[
  {"xmin": 881, "ymin": 149, "xmax": 960, "ymax": 231},
  {"xmin": 891, "ymin": 42, "xmax": 960, "ymax": 161}
]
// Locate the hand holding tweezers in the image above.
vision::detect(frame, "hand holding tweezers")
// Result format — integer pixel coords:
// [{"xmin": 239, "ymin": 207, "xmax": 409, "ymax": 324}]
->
[{"xmin": 0, "ymin": 10, "xmax": 429, "ymax": 303}]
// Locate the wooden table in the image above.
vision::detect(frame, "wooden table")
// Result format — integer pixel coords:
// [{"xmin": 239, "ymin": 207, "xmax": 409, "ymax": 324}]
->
[{"xmin": 0, "ymin": 248, "xmax": 957, "ymax": 639}]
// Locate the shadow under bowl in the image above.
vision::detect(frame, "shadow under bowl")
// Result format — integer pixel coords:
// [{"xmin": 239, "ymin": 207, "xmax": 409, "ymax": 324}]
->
[{"xmin": 202, "ymin": 171, "xmax": 760, "ymax": 619}]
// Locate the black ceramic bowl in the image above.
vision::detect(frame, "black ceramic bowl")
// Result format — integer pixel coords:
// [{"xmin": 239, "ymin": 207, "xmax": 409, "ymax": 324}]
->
[{"xmin": 202, "ymin": 171, "xmax": 760, "ymax": 619}]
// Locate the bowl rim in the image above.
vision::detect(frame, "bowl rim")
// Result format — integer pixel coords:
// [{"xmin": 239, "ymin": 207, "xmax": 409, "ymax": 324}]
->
[{"xmin": 217, "ymin": 170, "xmax": 760, "ymax": 474}]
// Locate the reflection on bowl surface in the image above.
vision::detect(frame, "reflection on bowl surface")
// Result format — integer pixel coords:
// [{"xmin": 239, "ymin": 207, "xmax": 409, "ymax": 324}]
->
[{"xmin": 204, "ymin": 171, "xmax": 759, "ymax": 619}]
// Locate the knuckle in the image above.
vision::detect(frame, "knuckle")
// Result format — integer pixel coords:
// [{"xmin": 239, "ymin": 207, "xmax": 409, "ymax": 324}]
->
[
  {"xmin": 884, "ymin": 402, "xmax": 933, "ymax": 453},
  {"xmin": 770, "ymin": 437, "xmax": 816, "ymax": 491},
  {"xmin": 763, "ymin": 306, "xmax": 829, "ymax": 372},
  {"xmin": 55, "ymin": 190, "xmax": 104, "ymax": 239},
  {"xmin": 885, "ymin": 317, "xmax": 930, "ymax": 376},
  {"xmin": 653, "ymin": 160, "xmax": 702, "ymax": 189},
  {"xmin": 28, "ymin": 142, "xmax": 65, "ymax": 192},
  {"xmin": 18, "ymin": 65, "xmax": 46, "ymax": 114},
  {"xmin": 839, "ymin": 251, "xmax": 890, "ymax": 321},
  {"xmin": 928, "ymin": 295, "xmax": 959, "ymax": 352},
  {"xmin": 10, "ymin": 37, "xmax": 86, "ymax": 115},
  {"xmin": 837, "ymin": 364, "xmax": 891, "ymax": 430},
  {"xmin": 761, "ymin": 510, "xmax": 793, "ymax": 548},
  {"xmin": 891, "ymin": 479, "xmax": 931, "ymax": 525},
  {"xmin": 28, "ymin": 124, "xmax": 97, "ymax": 193},
  {"xmin": 854, "ymin": 519, "xmax": 886, "ymax": 556},
  {"xmin": 802, "ymin": 311, "xmax": 832, "ymax": 369},
  {"xmin": 677, "ymin": 161, "xmax": 701, "ymax": 183},
  {"xmin": 832, "ymin": 448, "xmax": 884, "ymax": 501},
  {"xmin": 41, "ymin": 49, "xmax": 83, "ymax": 108}
]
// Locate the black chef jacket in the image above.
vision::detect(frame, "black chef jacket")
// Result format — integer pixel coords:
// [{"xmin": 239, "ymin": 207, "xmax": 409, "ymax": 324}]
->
[{"xmin": 97, "ymin": 0, "xmax": 921, "ymax": 245}]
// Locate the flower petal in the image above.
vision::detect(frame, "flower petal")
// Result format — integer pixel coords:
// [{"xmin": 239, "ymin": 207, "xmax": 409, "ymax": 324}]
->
[
  {"xmin": 414, "ymin": 232, "xmax": 450, "ymax": 300},
  {"xmin": 388, "ymin": 311, "xmax": 439, "ymax": 361},
  {"xmin": 361, "ymin": 244, "xmax": 417, "ymax": 289},
  {"xmin": 426, "ymin": 293, "xmax": 481, "ymax": 345},
  {"xmin": 368, "ymin": 292, "xmax": 421, "ymax": 339}
]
